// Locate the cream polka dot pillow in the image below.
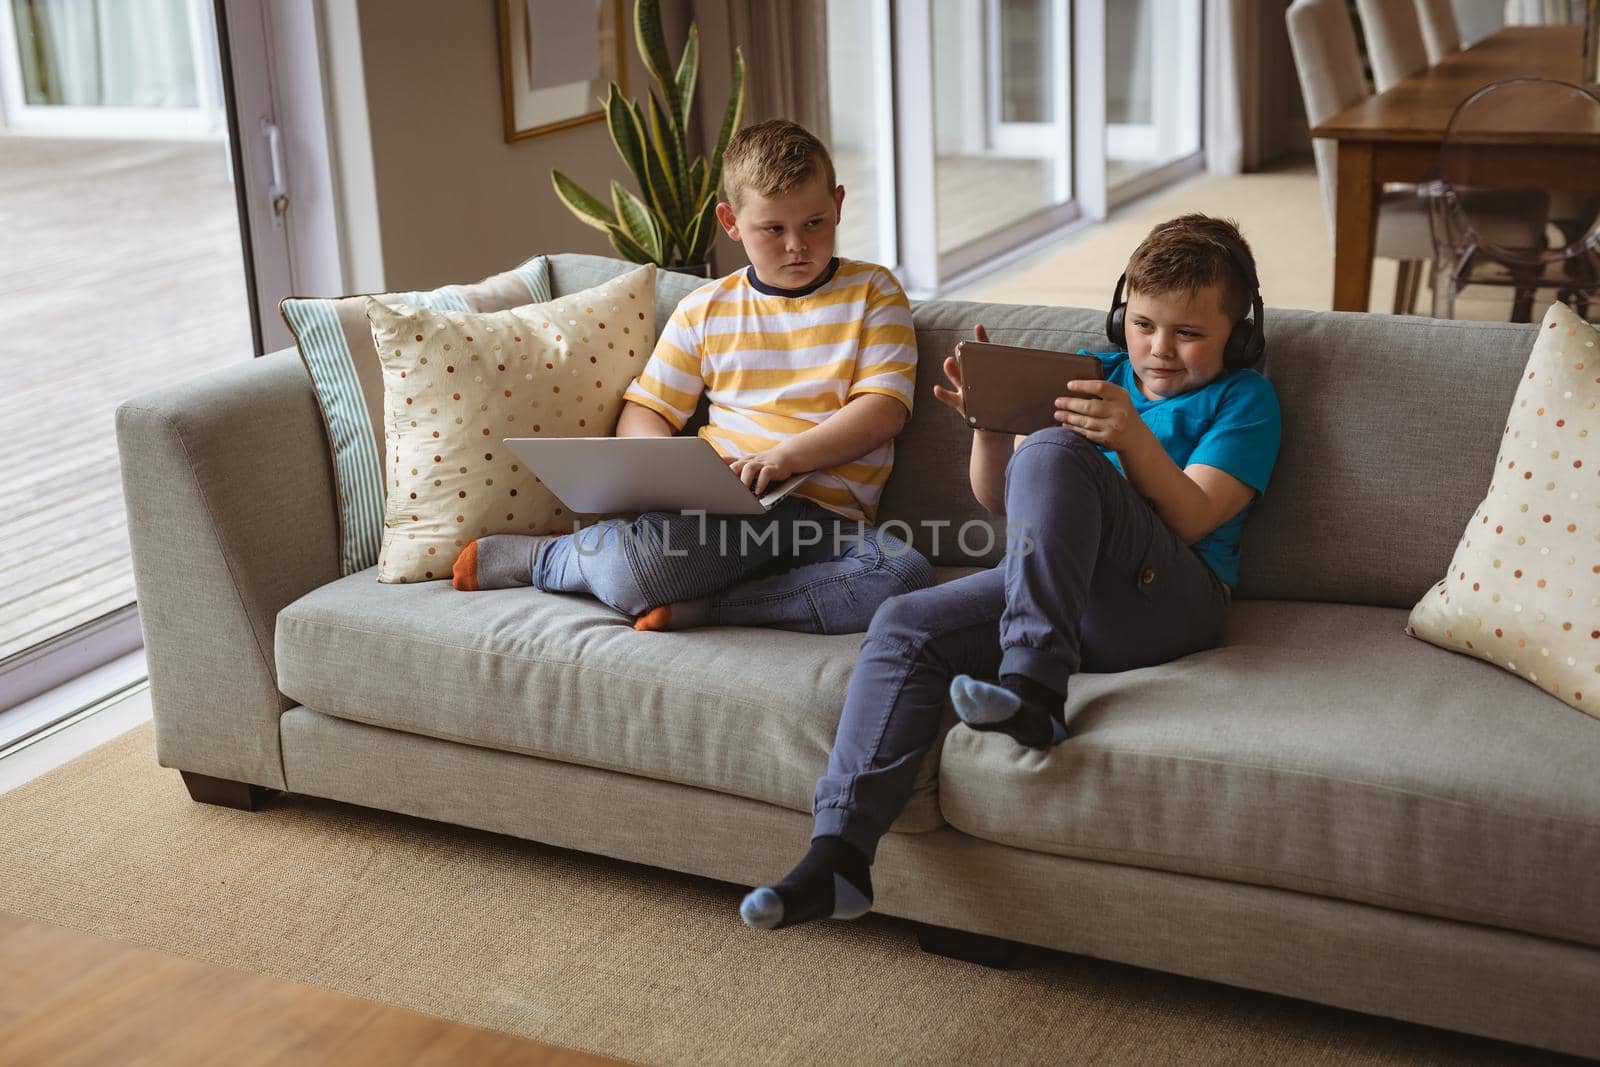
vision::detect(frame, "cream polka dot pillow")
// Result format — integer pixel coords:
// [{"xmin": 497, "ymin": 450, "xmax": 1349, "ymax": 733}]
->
[
  {"xmin": 1408, "ymin": 300, "xmax": 1600, "ymax": 718},
  {"xmin": 367, "ymin": 262, "xmax": 656, "ymax": 583}
]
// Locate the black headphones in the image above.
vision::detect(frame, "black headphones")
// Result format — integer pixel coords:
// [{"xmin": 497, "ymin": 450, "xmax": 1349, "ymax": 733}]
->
[{"xmin": 1105, "ymin": 231, "xmax": 1266, "ymax": 372}]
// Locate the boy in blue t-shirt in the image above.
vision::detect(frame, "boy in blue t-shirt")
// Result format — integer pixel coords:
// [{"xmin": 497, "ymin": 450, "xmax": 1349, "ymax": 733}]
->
[{"xmin": 741, "ymin": 214, "xmax": 1283, "ymax": 930}]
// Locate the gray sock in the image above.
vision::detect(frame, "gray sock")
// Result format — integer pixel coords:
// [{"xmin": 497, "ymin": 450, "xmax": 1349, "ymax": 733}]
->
[
  {"xmin": 949, "ymin": 674, "xmax": 1021, "ymax": 723},
  {"xmin": 669, "ymin": 596, "xmax": 711, "ymax": 629},
  {"xmin": 468, "ymin": 534, "xmax": 561, "ymax": 589}
]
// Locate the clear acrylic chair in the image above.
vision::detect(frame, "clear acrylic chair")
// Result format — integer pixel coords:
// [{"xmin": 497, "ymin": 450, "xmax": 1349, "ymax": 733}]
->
[{"xmin": 1426, "ymin": 77, "xmax": 1600, "ymax": 321}]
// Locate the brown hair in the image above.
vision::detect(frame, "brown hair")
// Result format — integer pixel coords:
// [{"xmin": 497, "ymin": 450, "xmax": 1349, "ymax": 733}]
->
[
  {"xmin": 1125, "ymin": 214, "xmax": 1257, "ymax": 322},
  {"xmin": 721, "ymin": 119, "xmax": 837, "ymax": 211}
]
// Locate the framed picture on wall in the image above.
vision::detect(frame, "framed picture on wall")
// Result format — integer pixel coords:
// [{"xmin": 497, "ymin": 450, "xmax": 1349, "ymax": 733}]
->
[{"xmin": 498, "ymin": 0, "xmax": 627, "ymax": 142}]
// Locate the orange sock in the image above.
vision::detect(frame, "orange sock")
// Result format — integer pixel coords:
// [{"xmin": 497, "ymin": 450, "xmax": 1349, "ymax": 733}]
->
[
  {"xmin": 633, "ymin": 606, "xmax": 672, "ymax": 631},
  {"xmin": 452, "ymin": 541, "xmax": 480, "ymax": 591}
]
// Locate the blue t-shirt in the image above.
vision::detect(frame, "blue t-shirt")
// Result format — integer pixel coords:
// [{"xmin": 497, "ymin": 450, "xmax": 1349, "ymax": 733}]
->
[{"xmin": 1078, "ymin": 350, "xmax": 1281, "ymax": 587}]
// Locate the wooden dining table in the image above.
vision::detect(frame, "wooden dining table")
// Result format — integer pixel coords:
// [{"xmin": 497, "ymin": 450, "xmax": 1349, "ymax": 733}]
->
[{"xmin": 1311, "ymin": 26, "xmax": 1592, "ymax": 312}]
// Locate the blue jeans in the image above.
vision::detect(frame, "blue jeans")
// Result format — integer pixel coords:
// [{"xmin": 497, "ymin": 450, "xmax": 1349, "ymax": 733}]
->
[
  {"xmin": 534, "ymin": 497, "xmax": 935, "ymax": 634},
  {"xmin": 812, "ymin": 428, "xmax": 1233, "ymax": 858}
]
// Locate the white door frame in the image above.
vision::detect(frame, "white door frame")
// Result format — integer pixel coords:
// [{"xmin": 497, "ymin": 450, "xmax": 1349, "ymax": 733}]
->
[
  {"xmin": 221, "ymin": 0, "xmax": 345, "ymax": 352},
  {"xmin": 866, "ymin": 0, "xmax": 899, "ymax": 277}
]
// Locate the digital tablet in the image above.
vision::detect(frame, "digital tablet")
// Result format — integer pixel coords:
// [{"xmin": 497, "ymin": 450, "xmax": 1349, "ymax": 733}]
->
[{"xmin": 954, "ymin": 341, "xmax": 1106, "ymax": 435}]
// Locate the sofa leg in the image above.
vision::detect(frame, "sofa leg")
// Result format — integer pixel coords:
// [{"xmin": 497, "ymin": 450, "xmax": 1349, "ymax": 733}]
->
[
  {"xmin": 179, "ymin": 770, "xmax": 276, "ymax": 811},
  {"xmin": 913, "ymin": 923, "xmax": 1036, "ymax": 969}
]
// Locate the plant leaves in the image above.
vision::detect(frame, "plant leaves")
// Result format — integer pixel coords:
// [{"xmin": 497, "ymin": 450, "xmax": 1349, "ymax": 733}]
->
[
  {"xmin": 706, "ymin": 48, "xmax": 746, "ymax": 203},
  {"xmin": 605, "ymin": 83, "xmax": 649, "ymax": 191},
  {"xmin": 606, "ymin": 224, "xmax": 655, "ymax": 264},
  {"xmin": 551, "ymin": 170, "xmax": 618, "ymax": 231},
  {"xmin": 612, "ymin": 180, "xmax": 662, "ymax": 263},
  {"xmin": 645, "ymin": 92, "xmax": 684, "ymax": 222},
  {"xmin": 640, "ymin": 99, "xmax": 683, "ymax": 252},
  {"xmin": 675, "ymin": 23, "xmax": 699, "ymax": 129},
  {"xmin": 683, "ymin": 193, "xmax": 720, "ymax": 266},
  {"xmin": 633, "ymin": 0, "xmax": 683, "ymax": 136},
  {"xmin": 690, "ymin": 157, "xmax": 708, "ymax": 207}
]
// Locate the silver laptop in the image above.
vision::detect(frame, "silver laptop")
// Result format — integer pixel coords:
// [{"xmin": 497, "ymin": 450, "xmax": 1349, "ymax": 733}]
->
[{"xmin": 502, "ymin": 437, "xmax": 810, "ymax": 515}]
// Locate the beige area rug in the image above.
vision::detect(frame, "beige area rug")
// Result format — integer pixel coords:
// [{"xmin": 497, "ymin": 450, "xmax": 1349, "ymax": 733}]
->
[
  {"xmin": 0, "ymin": 724, "xmax": 1569, "ymax": 1066},
  {"xmin": 950, "ymin": 155, "xmax": 1517, "ymax": 323}
]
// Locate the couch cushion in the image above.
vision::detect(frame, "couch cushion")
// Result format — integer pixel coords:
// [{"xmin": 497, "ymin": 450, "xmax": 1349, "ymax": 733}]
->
[
  {"xmin": 1406, "ymin": 301, "xmax": 1600, "ymax": 721},
  {"xmin": 367, "ymin": 263, "xmax": 656, "ymax": 583},
  {"xmin": 937, "ymin": 600, "xmax": 1600, "ymax": 948},
  {"xmin": 274, "ymin": 569, "xmax": 951, "ymax": 833},
  {"xmin": 282, "ymin": 256, "xmax": 552, "ymax": 576}
]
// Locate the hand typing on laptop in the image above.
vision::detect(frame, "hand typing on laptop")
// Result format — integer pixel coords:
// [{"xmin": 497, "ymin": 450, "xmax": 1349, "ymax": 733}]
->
[{"xmin": 725, "ymin": 444, "xmax": 800, "ymax": 495}]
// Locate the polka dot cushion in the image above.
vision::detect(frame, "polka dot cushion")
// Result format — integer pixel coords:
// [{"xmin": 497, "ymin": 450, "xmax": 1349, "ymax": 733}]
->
[
  {"xmin": 1407, "ymin": 300, "xmax": 1600, "ymax": 719},
  {"xmin": 282, "ymin": 256, "xmax": 551, "ymax": 576},
  {"xmin": 366, "ymin": 262, "xmax": 656, "ymax": 583}
]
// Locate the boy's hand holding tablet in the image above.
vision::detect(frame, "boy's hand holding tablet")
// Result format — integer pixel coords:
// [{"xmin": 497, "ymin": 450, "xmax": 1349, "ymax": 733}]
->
[{"xmin": 935, "ymin": 324, "xmax": 1112, "ymax": 439}]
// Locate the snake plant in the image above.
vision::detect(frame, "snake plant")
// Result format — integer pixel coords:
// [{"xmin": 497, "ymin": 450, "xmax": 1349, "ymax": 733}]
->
[{"xmin": 551, "ymin": 0, "xmax": 746, "ymax": 270}]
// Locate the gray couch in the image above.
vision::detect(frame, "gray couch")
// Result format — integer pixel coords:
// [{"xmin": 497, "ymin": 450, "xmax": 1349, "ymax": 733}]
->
[{"xmin": 116, "ymin": 254, "xmax": 1600, "ymax": 1058}]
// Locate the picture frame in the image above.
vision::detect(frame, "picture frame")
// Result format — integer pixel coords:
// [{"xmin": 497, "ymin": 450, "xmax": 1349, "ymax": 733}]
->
[{"xmin": 498, "ymin": 0, "xmax": 627, "ymax": 142}]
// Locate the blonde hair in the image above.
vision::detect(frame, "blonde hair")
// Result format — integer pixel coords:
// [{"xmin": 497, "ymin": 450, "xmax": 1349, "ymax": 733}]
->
[
  {"xmin": 721, "ymin": 119, "xmax": 837, "ymax": 211},
  {"xmin": 1125, "ymin": 214, "xmax": 1256, "ymax": 322}
]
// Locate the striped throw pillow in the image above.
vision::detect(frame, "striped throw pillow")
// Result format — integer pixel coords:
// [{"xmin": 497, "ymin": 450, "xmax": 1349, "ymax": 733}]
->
[{"xmin": 281, "ymin": 257, "xmax": 551, "ymax": 574}]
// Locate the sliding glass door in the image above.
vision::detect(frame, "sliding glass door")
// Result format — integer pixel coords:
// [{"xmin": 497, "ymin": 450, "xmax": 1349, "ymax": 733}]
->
[
  {"xmin": 826, "ymin": 0, "xmax": 897, "ymax": 267},
  {"xmin": 0, "ymin": 0, "xmax": 246, "ymax": 709},
  {"xmin": 822, "ymin": 0, "xmax": 1205, "ymax": 295},
  {"xmin": 932, "ymin": 0, "xmax": 1070, "ymax": 256},
  {"xmin": 0, "ymin": 0, "xmax": 337, "ymax": 725},
  {"xmin": 1105, "ymin": 0, "xmax": 1203, "ymax": 202},
  {"xmin": 889, "ymin": 0, "xmax": 1076, "ymax": 292}
]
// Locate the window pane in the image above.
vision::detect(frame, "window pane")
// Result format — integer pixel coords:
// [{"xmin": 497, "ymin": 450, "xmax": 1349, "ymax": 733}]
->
[
  {"xmin": 932, "ymin": 0, "xmax": 1068, "ymax": 256},
  {"xmin": 1106, "ymin": 0, "xmax": 1201, "ymax": 189},
  {"xmin": 826, "ymin": 0, "xmax": 894, "ymax": 266},
  {"xmin": 12, "ymin": 0, "xmax": 199, "ymax": 108},
  {"xmin": 1, "ymin": 10, "xmax": 248, "ymax": 663}
]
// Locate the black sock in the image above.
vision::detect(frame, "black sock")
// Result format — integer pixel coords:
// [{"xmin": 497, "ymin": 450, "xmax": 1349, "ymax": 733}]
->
[
  {"xmin": 949, "ymin": 672, "xmax": 1068, "ymax": 749},
  {"xmin": 995, "ymin": 674, "xmax": 1066, "ymax": 747},
  {"xmin": 1003, "ymin": 674, "xmax": 1064, "ymax": 720},
  {"xmin": 739, "ymin": 836, "xmax": 874, "ymax": 930}
]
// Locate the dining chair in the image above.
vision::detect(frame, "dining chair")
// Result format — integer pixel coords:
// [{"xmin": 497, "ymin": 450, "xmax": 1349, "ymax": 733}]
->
[
  {"xmin": 1413, "ymin": 0, "xmax": 1462, "ymax": 64},
  {"xmin": 1426, "ymin": 77, "xmax": 1600, "ymax": 320},
  {"xmin": 1354, "ymin": 0, "xmax": 1430, "ymax": 91},
  {"xmin": 1288, "ymin": 0, "xmax": 1435, "ymax": 313},
  {"xmin": 1505, "ymin": 0, "xmax": 1589, "ymax": 24}
]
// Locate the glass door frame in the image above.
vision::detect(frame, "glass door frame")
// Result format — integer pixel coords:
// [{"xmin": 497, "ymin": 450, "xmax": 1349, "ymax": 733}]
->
[{"xmin": 893, "ymin": 0, "xmax": 1094, "ymax": 296}]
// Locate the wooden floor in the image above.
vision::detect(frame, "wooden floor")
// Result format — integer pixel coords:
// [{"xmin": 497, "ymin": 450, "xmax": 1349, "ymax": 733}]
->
[
  {"xmin": 836, "ymin": 149, "xmax": 1055, "ymax": 260},
  {"xmin": 0, "ymin": 134, "xmax": 253, "ymax": 662},
  {"xmin": 0, "ymin": 910, "xmax": 618, "ymax": 1066}
]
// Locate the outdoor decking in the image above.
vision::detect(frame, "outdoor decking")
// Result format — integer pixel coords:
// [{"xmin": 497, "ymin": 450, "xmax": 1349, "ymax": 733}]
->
[{"xmin": 1, "ymin": 134, "xmax": 252, "ymax": 661}]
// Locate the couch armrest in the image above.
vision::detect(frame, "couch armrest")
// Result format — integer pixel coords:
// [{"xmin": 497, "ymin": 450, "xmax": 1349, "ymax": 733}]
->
[{"xmin": 116, "ymin": 350, "xmax": 341, "ymax": 789}]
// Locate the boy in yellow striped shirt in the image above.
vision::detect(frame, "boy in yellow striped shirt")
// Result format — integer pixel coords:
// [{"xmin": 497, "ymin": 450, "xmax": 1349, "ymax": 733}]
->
[{"xmin": 453, "ymin": 119, "xmax": 933, "ymax": 633}]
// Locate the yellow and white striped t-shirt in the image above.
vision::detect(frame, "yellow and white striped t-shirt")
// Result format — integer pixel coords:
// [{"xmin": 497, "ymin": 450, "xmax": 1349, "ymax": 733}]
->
[{"xmin": 622, "ymin": 258, "xmax": 916, "ymax": 523}]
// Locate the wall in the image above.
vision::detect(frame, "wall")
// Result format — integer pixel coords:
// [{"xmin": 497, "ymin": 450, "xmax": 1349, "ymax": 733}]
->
[
  {"xmin": 1247, "ymin": 0, "xmax": 1310, "ymax": 167},
  {"xmin": 345, "ymin": 0, "xmax": 696, "ymax": 292}
]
